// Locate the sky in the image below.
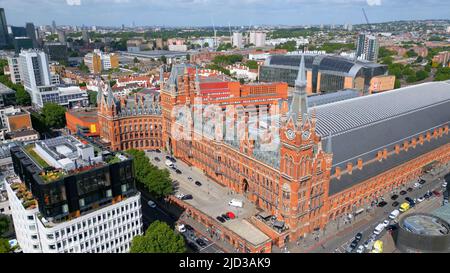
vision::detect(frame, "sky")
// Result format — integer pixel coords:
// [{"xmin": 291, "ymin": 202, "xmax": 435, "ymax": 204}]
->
[{"xmin": 1, "ymin": 0, "xmax": 449, "ymax": 27}]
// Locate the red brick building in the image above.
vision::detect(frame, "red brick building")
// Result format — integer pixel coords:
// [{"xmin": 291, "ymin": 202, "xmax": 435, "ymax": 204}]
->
[{"xmin": 95, "ymin": 59, "xmax": 450, "ymax": 247}]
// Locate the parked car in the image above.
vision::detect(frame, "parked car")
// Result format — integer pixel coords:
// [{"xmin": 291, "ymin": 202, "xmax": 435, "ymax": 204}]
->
[
  {"xmin": 196, "ymin": 238, "xmax": 207, "ymax": 247},
  {"xmin": 181, "ymin": 194, "xmax": 193, "ymax": 200},
  {"xmin": 195, "ymin": 181, "xmax": 202, "ymax": 186},
  {"xmin": 419, "ymin": 179, "xmax": 426, "ymax": 185},
  {"xmin": 400, "ymin": 190, "xmax": 407, "ymax": 195},
  {"xmin": 442, "ymin": 182, "xmax": 448, "ymax": 188},
  {"xmin": 187, "ymin": 242, "xmax": 199, "ymax": 252},
  {"xmin": 155, "ymin": 149, "xmax": 161, "ymax": 153},
  {"xmin": 147, "ymin": 200, "xmax": 156, "ymax": 208},
  {"xmin": 221, "ymin": 214, "xmax": 230, "ymax": 220},
  {"xmin": 166, "ymin": 155, "xmax": 171, "ymax": 160},
  {"xmin": 216, "ymin": 216, "xmax": 226, "ymax": 223},
  {"xmin": 226, "ymin": 212, "xmax": 236, "ymax": 219},
  {"xmin": 405, "ymin": 197, "xmax": 414, "ymax": 203},
  {"xmin": 392, "ymin": 201, "xmax": 399, "ymax": 207},
  {"xmin": 350, "ymin": 239, "xmax": 359, "ymax": 249},
  {"xmin": 391, "ymin": 194, "xmax": 399, "ymax": 200},
  {"xmin": 413, "ymin": 183, "xmax": 420, "ymax": 188},
  {"xmin": 417, "ymin": 197, "xmax": 425, "ymax": 203},
  {"xmin": 407, "ymin": 187, "xmax": 413, "ymax": 192},
  {"xmin": 355, "ymin": 232, "xmax": 363, "ymax": 242},
  {"xmin": 175, "ymin": 193, "xmax": 185, "ymax": 199},
  {"xmin": 383, "ymin": 220, "xmax": 390, "ymax": 226},
  {"xmin": 433, "ymin": 190, "xmax": 441, "ymax": 196},
  {"xmin": 377, "ymin": 201, "xmax": 388, "ymax": 207},
  {"xmin": 175, "ymin": 169, "xmax": 182, "ymax": 174},
  {"xmin": 356, "ymin": 245, "xmax": 365, "ymax": 253},
  {"xmin": 188, "ymin": 177, "xmax": 193, "ymax": 181},
  {"xmin": 177, "ymin": 224, "xmax": 186, "ymax": 233},
  {"xmin": 185, "ymin": 224, "xmax": 194, "ymax": 231},
  {"xmin": 154, "ymin": 157, "xmax": 161, "ymax": 162}
]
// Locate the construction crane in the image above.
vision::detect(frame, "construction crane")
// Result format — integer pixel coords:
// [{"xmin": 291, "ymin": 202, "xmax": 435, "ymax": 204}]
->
[
  {"xmin": 362, "ymin": 8, "xmax": 372, "ymax": 32},
  {"xmin": 211, "ymin": 16, "xmax": 217, "ymax": 50}
]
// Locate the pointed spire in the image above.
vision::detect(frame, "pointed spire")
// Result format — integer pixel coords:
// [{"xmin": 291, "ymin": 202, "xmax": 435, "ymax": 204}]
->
[
  {"xmin": 295, "ymin": 54, "xmax": 307, "ymax": 87},
  {"xmin": 106, "ymin": 82, "xmax": 115, "ymax": 107},
  {"xmin": 195, "ymin": 66, "xmax": 200, "ymax": 83},
  {"xmin": 159, "ymin": 66, "xmax": 164, "ymax": 87},
  {"xmin": 288, "ymin": 55, "xmax": 308, "ymax": 127}
]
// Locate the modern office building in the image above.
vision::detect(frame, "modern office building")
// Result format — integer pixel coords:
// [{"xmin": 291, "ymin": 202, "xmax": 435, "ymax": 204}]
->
[
  {"xmin": 356, "ymin": 33, "xmax": 379, "ymax": 62},
  {"xmin": 57, "ymin": 30, "xmax": 66, "ymax": 44},
  {"xmin": 44, "ymin": 42, "xmax": 69, "ymax": 64},
  {"xmin": 6, "ymin": 135, "xmax": 143, "ymax": 253},
  {"xmin": 259, "ymin": 54, "xmax": 392, "ymax": 94},
  {"xmin": 249, "ymin": 31, "xmax": 267, "ymax": 47},
  {"xmin": 18, "ymin": 49, "xmax": 88, "ymax": 108},
  {"xmin": 10, "ymin": 26, "xmax": 27, "ymax": 39},
  {"xmin": 7, "ymin": 56, "xmax": 21, "ymax": 84},
  {"xmin": 233, "ymin": 32, "xmax": 243, "ymax": 49},
  {"xmin": 14, "ymin": 37, "xmax": 34, "ymax": 54},
  {"xmin": 25, "ymin": 23, "xmax": 38, "ymax": 49},
  {"xmin": 0, "ymin": 82, "xmax": 16, "ymax": 107},
  {"xmin": 0, "ymin": 8, "xmax": 9, "ymax": 48}
]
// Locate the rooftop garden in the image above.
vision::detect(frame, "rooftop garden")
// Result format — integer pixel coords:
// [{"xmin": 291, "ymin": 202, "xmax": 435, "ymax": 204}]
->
[
  {"xmin": 24, "ymin": 144, "xmax": 50, "ymax": 168},
  {"xmin": 10, "ymin": 182, "xmax": 37, "ymax": 210},
  {"xmin": 40, "ymin": 169, "xmax": 65, "ymax": 183}
]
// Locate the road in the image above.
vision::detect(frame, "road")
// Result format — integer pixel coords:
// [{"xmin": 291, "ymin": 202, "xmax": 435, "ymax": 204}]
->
[{"xmin": 309, "ymin": 165, "xmax": 449, "ymax": 253}]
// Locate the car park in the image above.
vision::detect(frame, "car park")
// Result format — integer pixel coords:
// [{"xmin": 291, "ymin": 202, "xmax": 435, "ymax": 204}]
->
[
  {"xmin": 400, "ymin": 190, "xmax": 407, "ymax": 195},
  {"xmin": 195, "ymin": 181, "xmax": 202, "ymax": 186},
  {"xmin": 377, "ymin": 201, "xmax": 387, "ymax": 207},
  {"xmin": 392, "ymin": 201, "xmax": 399, "ymax": 207},
  {"xmin": 391, "ymin": 194, "xmax": 399, "ymax": 200}
]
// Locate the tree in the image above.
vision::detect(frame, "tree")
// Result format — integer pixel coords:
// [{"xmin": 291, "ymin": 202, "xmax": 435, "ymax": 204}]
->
[
  {"xmin": 415, "ymin": 70, "xmax": 429, "ymax": 81},
  {"xmin": 79, "ymin": 60, "xmax": 90, "ymax": 74},
  {"xmin": 133, "ymin": 57, "xmax": 140, "ymax": 64},
  {"xmin": 126, "ymin": 149, "xmax": 173, "ymax": 199},
  {"xmin": 0, "ymin": 215, "xmax": 9, "ymax": 236},
  {"xmin": 203, "ymin": 42, "xmax": 209, "ymax": 48},
  {"xmin": 41, "ymin": 103, "xmax": 67, "ymax": 129},
  {"xmin": 15, "ymin": 86, "xmax": 31, "ymax": 106},
  {"xmin": 434, "ymin": 67, "xmax": 450, "ymax": 81},
  {"xmin": 246, "ymin": 60, "xmax": 258, "ymax": 70},
  {"xmin": 130, "ymin": 221, "xmax": 186, "ymax": 253},
  {"xmin": 0, "ymin": 239, "xmax": 11, "ymax": 253},
  {"xmin": 87, "ymin": 90, "xmax": 98, "ymax": 106},
  {"xmin": 394, "ymin": 79, "xmax": 401, "ymax": 89}
]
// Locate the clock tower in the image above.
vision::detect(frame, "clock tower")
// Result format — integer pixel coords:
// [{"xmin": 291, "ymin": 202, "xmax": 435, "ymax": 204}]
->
[{"xmin": 279, "ymin": 55, "xmax": 333, "ymax": 241}]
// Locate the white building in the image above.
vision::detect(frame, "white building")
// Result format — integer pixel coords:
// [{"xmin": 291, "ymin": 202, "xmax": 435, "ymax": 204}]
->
[
  {"xmin": 5, "ymin": 177, "xmax": 142, "ymax": 253},
  {"xmin": 168, "ymin": 44, "xmax": 187, "ymax": 52},
  {"xmin": 249, "ymin": 31, "xmax": 267, "ymax": 47},
  {"xmin": 232, "ymin": 32, "xmax": 243, "ymax": 49},
  {"xmin": 17, "ymin": 49, "xmax": 87, "ymax": 108},
  {"xmin": 226, "ymin": 64, "xmax": 258, "ymax": 81},
  {"xmin": 7, "ymin": 57, "xmax": 21, "ymax": 84},
  {"xmin": 356, "ymin": 33, "xmax": 379, "ymax": 62}
]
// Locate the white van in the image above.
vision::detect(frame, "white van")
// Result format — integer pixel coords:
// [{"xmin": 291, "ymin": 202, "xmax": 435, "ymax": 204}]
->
[
  {"xmin": 228, "ymin": 199, "xmax": 243, "ymax": 208},
  {"xmin": 389, "ymin": 210, "xmax": 400, "ymax": 220}
]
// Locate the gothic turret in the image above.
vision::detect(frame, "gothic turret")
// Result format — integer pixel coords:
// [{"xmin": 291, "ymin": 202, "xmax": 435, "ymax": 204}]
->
[{"xmin": 288, "ymin": 55, "xmax": 308, "ymax": 127}]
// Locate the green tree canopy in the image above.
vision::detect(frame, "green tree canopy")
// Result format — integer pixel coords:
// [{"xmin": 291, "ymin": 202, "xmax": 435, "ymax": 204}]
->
[
  {"xmin": 130, "ymin": 221, "xmax": 186, "ymax": 253},
  {"xmin": 126, "ymin": 149, "xmax": 173, "ymax": 199},
  {"xmin": 41, "ymin": 103, "xmax": 67, "ymax": 129},
  {"xmin": 87, "ymin": 90, "xmax": 98, "ymax": 106},
  {"xmin": 434, "ymin": 67, "xmax": 450, "ymax": 81},
  {"xmin": 0, "ymin": 216, "xmax": 10, "ymax": 236},
  {"xmin": 15, "ymin": 86, "xmax": 31, "ymax": 106},
  {"xmin": 246, "ymin": 60, "xmax": 258, "ymax": 70},
  {"xmin": 0, "ymin": 239, "xmax": 11, "ymax": 253}
]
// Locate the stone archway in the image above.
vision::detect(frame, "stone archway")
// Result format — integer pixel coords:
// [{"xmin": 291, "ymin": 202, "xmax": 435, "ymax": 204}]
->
[{"xmin": 242, "ymin": 178, "xmax": 249, "ymax": 195}]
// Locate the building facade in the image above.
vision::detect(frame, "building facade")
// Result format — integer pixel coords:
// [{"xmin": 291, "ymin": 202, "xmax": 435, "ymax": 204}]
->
[
  {"xmin": 7, "ymin": 136, "xmax": 143, "ymax": 253},
  {"xmin": 94, "ymin": 61, "xmax": 450, "ymax": 244},
  {"xmin": 356, "ymin": 33, "xmax": 379, "ymax": 62},
  {"xmin": 84, "ymin": 50, "xmax": 119, "ymax": 74}
]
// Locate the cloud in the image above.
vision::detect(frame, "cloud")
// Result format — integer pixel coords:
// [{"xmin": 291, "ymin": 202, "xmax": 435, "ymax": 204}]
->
[
  {"xmin": 366, "ymin": 0, "xmax": 382, "ymax": 6},
  {"xmin": 66, "ymin": 0, "xmax": 81, "ymax": 5}
]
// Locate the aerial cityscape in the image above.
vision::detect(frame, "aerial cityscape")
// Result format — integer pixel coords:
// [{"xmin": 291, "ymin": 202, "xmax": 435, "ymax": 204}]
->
[{"xmin": 0, "ymin": 0, "xmax": 450, "ymax": 258}]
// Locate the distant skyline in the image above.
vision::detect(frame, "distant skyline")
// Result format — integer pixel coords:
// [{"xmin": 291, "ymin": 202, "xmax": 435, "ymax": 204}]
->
[{"xmin": 1, "ymin": 0, "xmax": 449, "ymax": 28}]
